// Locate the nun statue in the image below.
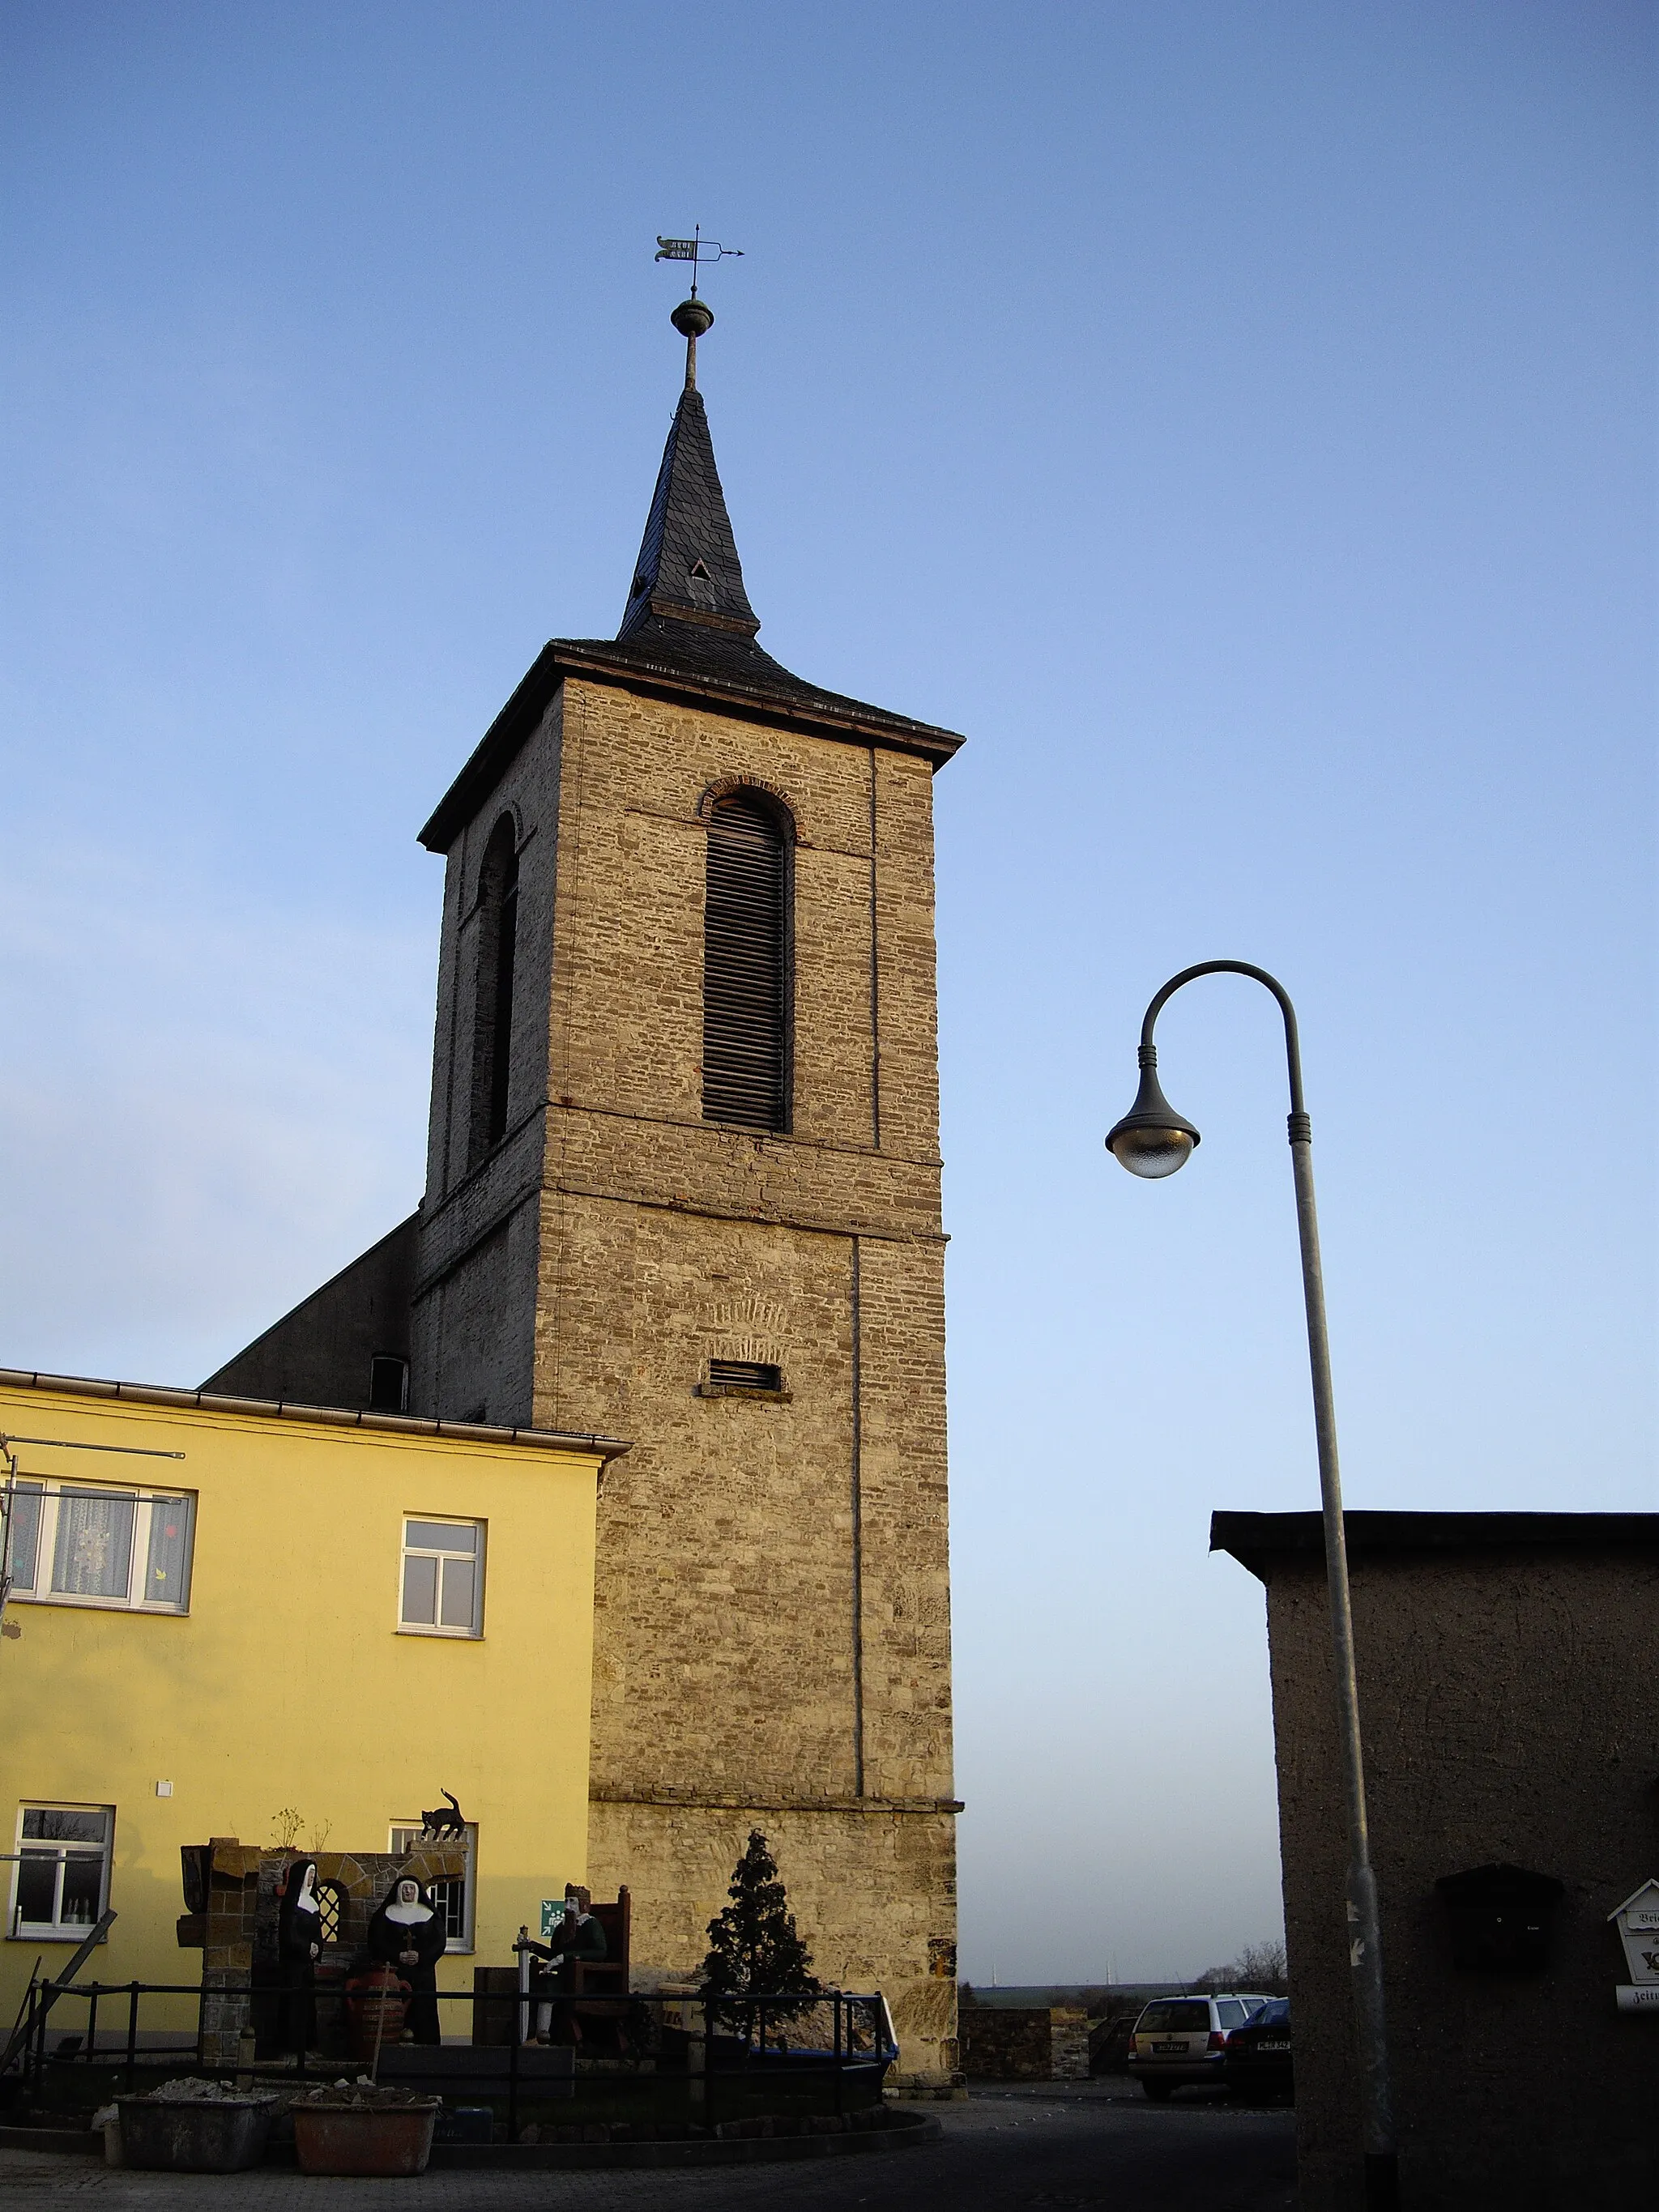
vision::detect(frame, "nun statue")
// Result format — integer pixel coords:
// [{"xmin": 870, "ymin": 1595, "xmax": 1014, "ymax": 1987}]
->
[
  {"xmin": 367, "ymin": 1877, "xmax": 447, "ymax": 2044},
  {"xmin": 276, "ymin": 1859, "xmax": 324, "ymax": 2055}
]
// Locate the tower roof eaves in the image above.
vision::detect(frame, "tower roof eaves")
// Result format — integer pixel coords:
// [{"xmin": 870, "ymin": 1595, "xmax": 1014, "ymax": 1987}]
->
[{"xmin": 418, "ymin": 639, "xmax": 964, "ymax": 855}]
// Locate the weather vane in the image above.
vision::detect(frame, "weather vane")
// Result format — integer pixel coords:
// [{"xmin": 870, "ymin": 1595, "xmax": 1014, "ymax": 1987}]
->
[
  {"xmin": 655, "ymin": 226, "xmax": 744, "ymax": 390},
  {"xmin": 655, "ymin": 226, "xmax": 743, "ymax": 300}
]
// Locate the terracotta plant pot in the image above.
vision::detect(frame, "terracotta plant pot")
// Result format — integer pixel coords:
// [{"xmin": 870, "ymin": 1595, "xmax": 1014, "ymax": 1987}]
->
[
  {"xmin": 292, "ymin": 2101, "xmax": 438, "ymax": 2176},
  {"xmin": 344, "ymin": 1963, "xmax": 410, "ymax": 2061}
]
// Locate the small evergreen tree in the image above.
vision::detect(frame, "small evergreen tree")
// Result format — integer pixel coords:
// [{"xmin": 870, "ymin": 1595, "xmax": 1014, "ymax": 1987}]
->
[{"xmin": 700, "ymin": 1830, "xmax": 821, "ymax": 1996}]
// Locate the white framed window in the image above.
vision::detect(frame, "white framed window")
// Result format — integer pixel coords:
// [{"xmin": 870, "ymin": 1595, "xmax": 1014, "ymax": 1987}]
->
[
  {"xmin": 9, "ymin": 1805, "xmax": 114, "ymax": 1941},
  {"xmin": 399, "ymin": 1517, "xmax": 484, "ymax": 1638},
  {"xmin": 388, "ymin": 1822, "xmax": 478, "ymax": 1953},
  {"xmin": 3, "ymin": 1485, "xmax": 194, "ymax": 1613}
]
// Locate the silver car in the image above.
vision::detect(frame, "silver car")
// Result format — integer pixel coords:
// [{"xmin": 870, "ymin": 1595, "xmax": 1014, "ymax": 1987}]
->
[{"xmin": 1127, "ymin": 1993, "xmax": 1272, "ymax": 2099}]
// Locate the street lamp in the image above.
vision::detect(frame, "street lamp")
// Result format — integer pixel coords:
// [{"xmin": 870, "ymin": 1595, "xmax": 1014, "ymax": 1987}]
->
[{"xmin": 1107, "ymin": 960, "xmax": 1397, "ymax": 2212}]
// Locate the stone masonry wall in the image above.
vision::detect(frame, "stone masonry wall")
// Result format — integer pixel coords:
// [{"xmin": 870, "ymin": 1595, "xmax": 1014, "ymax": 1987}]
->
[
  {"xmin": 412, "ymin": 691, "xmax": 565, "ymax": 1430},
  {"xmin": 957, "ymin": 2005, "xmax": 1090, "ymax": 2082},
  {"xmin": 588, "ymin": 1801, "xmax": 958, "ymax": 2080},
  {"xmin": 414, "ymin": 669, "xmax": 959, "ymax": 2079}
]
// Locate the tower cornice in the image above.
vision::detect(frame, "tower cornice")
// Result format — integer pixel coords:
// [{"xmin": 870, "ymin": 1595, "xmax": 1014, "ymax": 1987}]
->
[{"xmin": 418, "ymin": 640, "xmax": 964, "ymax": 853}]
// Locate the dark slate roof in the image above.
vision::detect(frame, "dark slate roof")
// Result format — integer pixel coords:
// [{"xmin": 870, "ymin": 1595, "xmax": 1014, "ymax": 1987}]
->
[
  {"xmin": 617, "ymin": 388, "xmax": 759, "ymax": 639},
  {"xmin": 418, "ymin": 377, "xmax": 964, "ymax": 854},
  {"xmin": 1211, "ymin": 1509, "xmax": 1659, "ymax": 1582}
]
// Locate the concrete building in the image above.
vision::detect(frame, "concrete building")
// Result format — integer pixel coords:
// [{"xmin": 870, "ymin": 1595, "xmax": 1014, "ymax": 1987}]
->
[
  {"xmin": 207, "ymin": 317, "xmax": 966, "ymax": 2080},
  {"xmin": 0, "ymin": 1367, "xmax": 616, "ymax": 2032},
  {"xmin": 1213, "ymin": 1508, "xmax": 1659, "ymax": 2211}
]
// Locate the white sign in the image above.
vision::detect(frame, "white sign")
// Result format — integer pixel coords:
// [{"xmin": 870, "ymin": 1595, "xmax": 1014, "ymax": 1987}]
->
[{"xmin": 1606, "ymin": 1880, "xmax": 1659, "ymax": 1989}]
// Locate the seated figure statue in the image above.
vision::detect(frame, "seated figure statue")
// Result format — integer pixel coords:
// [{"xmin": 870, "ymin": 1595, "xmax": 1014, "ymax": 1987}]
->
[{"xmin": 519, "ymin": 1886, "xmax": 608, "ymax": 2043}]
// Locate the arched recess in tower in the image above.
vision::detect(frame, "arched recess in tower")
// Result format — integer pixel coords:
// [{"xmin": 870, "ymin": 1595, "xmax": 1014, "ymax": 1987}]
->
[
  {"xmin": 702, "ymin": 791, "xmax": 792, "ymax": 1133},
  {"xmin": 467, "ymin": 813, "xmax": 520, "ymax": 1166}
]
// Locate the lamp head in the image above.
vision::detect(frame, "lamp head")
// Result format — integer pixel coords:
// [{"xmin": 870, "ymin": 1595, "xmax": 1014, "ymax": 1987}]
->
[{"xmin": 1106, "ymin": 1047, "xmax": 1201, "ymax": 1179}]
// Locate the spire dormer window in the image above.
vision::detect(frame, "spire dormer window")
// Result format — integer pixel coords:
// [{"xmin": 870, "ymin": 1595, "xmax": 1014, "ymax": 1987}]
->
[
  {"xmin": 702, "ymin": 792, "xmax": 791, "ymax": 1135},
  {"xmin": 468, "ymin": 816, "xmax": 519, "ymax": 1167}
]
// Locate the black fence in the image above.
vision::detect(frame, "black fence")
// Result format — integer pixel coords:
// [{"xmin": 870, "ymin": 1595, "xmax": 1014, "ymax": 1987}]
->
[{"xmin": 5, "ymin": 1976, "xmax": 897, "ymax": 2143}]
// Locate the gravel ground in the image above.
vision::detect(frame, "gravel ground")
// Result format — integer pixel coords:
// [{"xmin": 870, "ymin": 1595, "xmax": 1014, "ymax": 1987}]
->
[{"xmin": 0, "ymin": 2093, "xmax": 1296, "ymax": 2211}]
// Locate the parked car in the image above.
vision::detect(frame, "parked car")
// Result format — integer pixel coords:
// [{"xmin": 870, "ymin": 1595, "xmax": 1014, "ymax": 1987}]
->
[
  {"xmin": 1222, "ymin": 1996, "xmax": 1292, "ymax": 2101},
  {"xmin": 1126, "ymin": 1993, "xmax": 1272, "ymax": 2100}
]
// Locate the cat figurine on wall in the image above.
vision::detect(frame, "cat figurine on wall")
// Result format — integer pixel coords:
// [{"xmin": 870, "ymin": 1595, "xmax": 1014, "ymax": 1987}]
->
[{"xmin": 419, "ymin": 1790, "xmax": 467, "ymax": 1840}]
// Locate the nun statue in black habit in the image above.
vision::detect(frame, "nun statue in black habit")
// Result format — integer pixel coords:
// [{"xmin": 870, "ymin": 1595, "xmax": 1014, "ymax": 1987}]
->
[
  {"xmin": 276, "ymin": 1859, "xmax": 324, "ymax": 2055},
  {"xmin": 367, "ymin": 1877, "xmax": 447, "ymax": 2044}
]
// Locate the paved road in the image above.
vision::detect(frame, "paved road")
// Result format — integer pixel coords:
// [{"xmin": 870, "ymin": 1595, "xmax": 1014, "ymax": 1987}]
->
[{"xmin": 0, "ymin": 2091, "xmax": 1296, "ymax": 2210}]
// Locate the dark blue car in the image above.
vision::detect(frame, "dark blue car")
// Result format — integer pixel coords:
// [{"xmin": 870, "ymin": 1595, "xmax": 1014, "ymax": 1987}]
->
[{"xmin": 1222, "ymin": 1997, "xmax": 1292, "ymax": 2101}]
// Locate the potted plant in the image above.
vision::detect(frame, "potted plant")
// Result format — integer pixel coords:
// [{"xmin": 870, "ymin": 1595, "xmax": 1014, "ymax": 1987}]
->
[{"xmin": 290, "ymin": 2082, "xmax": 439, "ymax": 2176}]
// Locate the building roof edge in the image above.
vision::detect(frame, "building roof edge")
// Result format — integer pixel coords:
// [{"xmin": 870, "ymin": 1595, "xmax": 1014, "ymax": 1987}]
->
[
  {"xmin": 1210, "ymin": 1507, "xmax": 1659, "ymax": 1582},
  {"xmin": 0, "ymin": 1366, "xmax": 631, "ymax": 1461},
  {"xmin": 418, "ymin": 642, "xmax": 964, "ymax": 854}
]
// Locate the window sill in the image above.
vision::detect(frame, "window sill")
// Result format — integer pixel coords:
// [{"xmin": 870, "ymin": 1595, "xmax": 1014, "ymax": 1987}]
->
[
  {"xmin": 7, "ymin": 1593, "xmax": 189, "ymax": 1617},
  {"xmin": 8, "ymin": 1929, "xmax": 109, "ymax": 1944},
  {"xmin": 695, "ymin": 1386, "xmax": 792, "ymax": 1403},
  {"xmin": 395, "ymin": 1626, "xmax": 484, "ymax": 1641}
]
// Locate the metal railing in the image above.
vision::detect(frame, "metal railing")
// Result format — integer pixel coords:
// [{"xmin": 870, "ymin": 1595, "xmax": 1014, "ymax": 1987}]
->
[{"xmin": 6, "ymin": 1975, "xmax": 898, "ymax": 2145}]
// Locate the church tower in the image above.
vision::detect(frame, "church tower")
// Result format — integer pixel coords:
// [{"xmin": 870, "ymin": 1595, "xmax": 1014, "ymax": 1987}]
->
[{"xmin": 213, "ymin": 296, "xmax": 965, "ymax": 2080}]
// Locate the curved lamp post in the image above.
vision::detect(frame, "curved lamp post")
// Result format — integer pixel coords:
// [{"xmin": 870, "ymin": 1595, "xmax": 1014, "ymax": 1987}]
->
[{"xmin": 1107, "ymin": 961, "xmax": 1397, "ymax": 2212}]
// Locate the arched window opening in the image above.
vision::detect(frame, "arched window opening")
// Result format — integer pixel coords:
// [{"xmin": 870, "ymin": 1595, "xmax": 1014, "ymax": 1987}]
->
[
  {"xmin": 703, "ymin": 792, "xmax": 791, "ymax": 1133},
  {"xmin": 468, "ymin": 816, "xmax": 519, "ymax": 1166}
]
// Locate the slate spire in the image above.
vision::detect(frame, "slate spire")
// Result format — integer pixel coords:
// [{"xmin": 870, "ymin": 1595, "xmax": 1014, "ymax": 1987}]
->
[{"xmin": 617, "ymin": 299, "xmax": 761, "ymax": 646}]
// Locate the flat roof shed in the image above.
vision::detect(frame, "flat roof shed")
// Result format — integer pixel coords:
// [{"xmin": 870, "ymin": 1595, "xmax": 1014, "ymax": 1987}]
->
[{"xmin": 1212, "ymin": 1508, "xmax": 1659, "ymax": 2212}]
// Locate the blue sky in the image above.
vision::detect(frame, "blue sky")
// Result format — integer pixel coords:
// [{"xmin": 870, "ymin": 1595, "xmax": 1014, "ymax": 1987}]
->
[{"xmin": 2, "ymin": 2, "xmax": 1653, "ymax": 1982}]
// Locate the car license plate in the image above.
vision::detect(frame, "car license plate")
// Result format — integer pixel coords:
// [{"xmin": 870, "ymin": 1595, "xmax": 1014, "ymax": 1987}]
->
[
  {"xmin": 1255, "ymin": 2039, "xmax": 1290, "ymax": 2052},
  {"xmin": 1152, "ymin": 2041, "xmax": 1187, "ymax": 2054}
]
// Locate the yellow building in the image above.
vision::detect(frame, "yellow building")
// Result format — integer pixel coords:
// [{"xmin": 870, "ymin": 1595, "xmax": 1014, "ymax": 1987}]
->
[{"xmin": 0, "ymin": 1368, "xmax": 625, "ymax": 2031}]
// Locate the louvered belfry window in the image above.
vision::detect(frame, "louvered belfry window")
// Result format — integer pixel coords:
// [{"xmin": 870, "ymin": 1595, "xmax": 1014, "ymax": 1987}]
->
[
  {"xmin": 467, "ymin": 815, "xmax": 519, "ymax": 1166},
  {"xmin": 702, "ymin": 792, "xmax": 791, "ymax": 1132}
]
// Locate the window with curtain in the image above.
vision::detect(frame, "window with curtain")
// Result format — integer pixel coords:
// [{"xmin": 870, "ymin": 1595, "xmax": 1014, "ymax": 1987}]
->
[
  {"xmin": 468, "ymin": 815, "xmax": 520, "ymax": 1166},
  {"xmin": 5, "ymin": 1485, "xmax": 193, "ymax": 1613},
  {"xmin": 702, "ymin": 792, "xmax": 791, "ymax": 1132}
]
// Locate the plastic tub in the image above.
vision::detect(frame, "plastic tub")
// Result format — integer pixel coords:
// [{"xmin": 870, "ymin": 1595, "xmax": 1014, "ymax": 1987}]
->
[{"xmin": 116, "ymin": 2097, "xmax": 273, "ymax": 2172}]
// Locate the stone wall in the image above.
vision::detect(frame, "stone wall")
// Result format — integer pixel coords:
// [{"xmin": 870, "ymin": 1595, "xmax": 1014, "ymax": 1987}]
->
[
  {"xmin": 412, "ymin": 670, "xmax": 961, "ymax": 2081},
  {"xmin": 589, "ymin": 1801, "xmax": 959, "ymax": 2080},
  {"xmin": 412, "ymin": 688, "xmax": 565, "ymax": 1433},
  {"xmin": 959, "ymin": 2004, "xmax": 1090, "ymax": 2081}
]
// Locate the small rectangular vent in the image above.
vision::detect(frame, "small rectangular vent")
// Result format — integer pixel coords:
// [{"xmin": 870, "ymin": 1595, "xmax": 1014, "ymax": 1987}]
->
[{"xmin": 707, "ymin": 1359, "xmax": 783, "ymax": 1393}]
